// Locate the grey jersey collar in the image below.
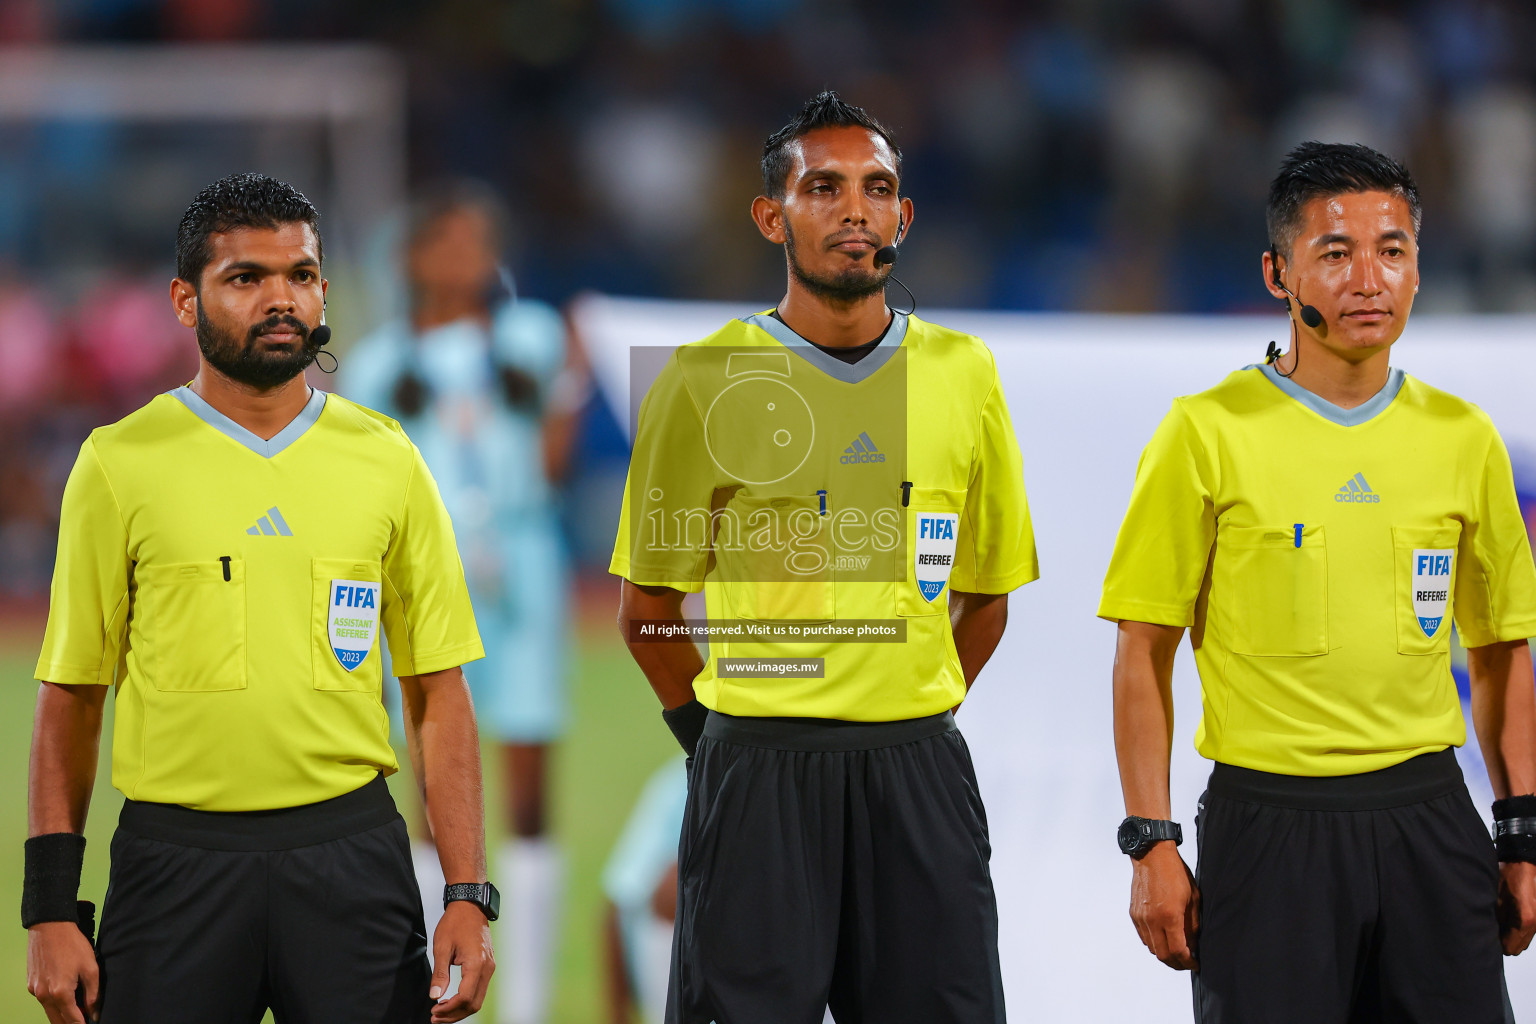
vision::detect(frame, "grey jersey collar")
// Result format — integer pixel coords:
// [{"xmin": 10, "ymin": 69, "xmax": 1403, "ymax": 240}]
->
[
  {"xmin": 1253, "ymin": 362, "xmax": 1404, "ymax": 427},
  {"xmin": 740, "ymin": 311, "xmax": 908, "ymax": 384},
  {"xmin": 170, "ymin": 385, "xmax": 328, "ymax": 458}
]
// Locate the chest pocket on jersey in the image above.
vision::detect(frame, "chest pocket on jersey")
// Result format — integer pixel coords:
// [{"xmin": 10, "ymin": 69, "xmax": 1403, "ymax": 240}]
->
[
  {"xmin": 713, "ymin": 493, "xmax": 836, "ymax": 622},
  {"xmin": 1393, "ymin": 524, "xmax": 1462, "ymax": 656},
  {"xmin": 1214, "ymin": 524, "xmax": 1329, "ymax": 657},
  {"xmin": 138, "ymin": 560, "xmax": 248, "ymax": 692},
  {"xmin": 312, "ymin": 559, "xmax": 385, "ymax": 692},
  {"xmin": 898, "ymin": 487, "xmax": 967, "ymax": 617}
]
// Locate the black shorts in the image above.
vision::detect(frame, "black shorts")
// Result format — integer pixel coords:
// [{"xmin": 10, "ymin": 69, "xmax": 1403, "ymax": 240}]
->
[
  {"xmin": 96, "ymin": 774, "xmax": 431, "ymax": 1024},
  {"xmin": 668, "ymin": 710, "xmax": 1004, "ymax": 1024},
  {"xmin": 1192, "ymin": 749, "xmax": 1514, "ymax": 1024}
]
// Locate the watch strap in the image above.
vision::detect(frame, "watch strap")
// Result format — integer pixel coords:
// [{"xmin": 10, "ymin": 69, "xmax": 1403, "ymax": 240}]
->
[
  {"xmin": 1119, "ymin": 816, "xmax": 1182, "ymax": 858},
  {"xmin": 443, "ymin": 881, "xmax": 500, "ymax": 921},
  {"xmin": 1495, "ymin": 816, "xmax": 1536, "ymax": 838}
]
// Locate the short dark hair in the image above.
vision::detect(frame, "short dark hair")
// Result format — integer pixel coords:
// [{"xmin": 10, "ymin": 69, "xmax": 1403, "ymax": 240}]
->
[
  {"xmin": 176, "ymin": 173, "xmax": 322, "ymax": 287},
  {"xmin": 406, "ymin": 178, "xmax": 509, "ymax": 251},
  {"xmin": 1266, "ymin": 141, "xmax": 1421, "ymax": 261},
  {"xmin": 761, "ymin": 91, "xmax": 902, "ymax": 200}
]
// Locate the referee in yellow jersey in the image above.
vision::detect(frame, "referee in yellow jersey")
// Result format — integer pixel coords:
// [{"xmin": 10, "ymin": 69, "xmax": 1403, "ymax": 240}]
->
[
  {"xmin": 23, "ymin": 174, "xmax": 495, "ymax": 1024},
  {"xmin": 613, "ymin": 92, "xmax": 1036, "ymax": 1024},
  {"xmin": 1101, "ymin": 143, "xmax": 1536, "ymax": 1022}
]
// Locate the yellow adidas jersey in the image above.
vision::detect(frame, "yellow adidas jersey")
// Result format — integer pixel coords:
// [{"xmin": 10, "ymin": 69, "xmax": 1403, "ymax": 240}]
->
[
  {"xmin": 36, "ymin": 386, "xmax": 483, "ymax": 811},
  {"xmin": 611, "ymin": 311, "xmax": 1037, "ymax": 720},
  {"xmin": 1099, "ymin": 363, "xmax": 1536, "ymax": 776}
]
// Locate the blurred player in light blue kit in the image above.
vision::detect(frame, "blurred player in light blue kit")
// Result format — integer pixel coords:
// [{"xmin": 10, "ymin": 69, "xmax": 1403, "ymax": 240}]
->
[
  {"xmin": 344, "ymin": 181, "xmax": 582, "ymax": 1024},
  {"xmin": 602, "ymin": 756, "xmax": 688, "ymax": 1024}
]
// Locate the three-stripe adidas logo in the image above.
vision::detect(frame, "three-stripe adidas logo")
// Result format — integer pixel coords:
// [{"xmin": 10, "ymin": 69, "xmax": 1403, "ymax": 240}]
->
[
  {"xmin": 1335, "ymin": 473, "xmax": 1380, "ymax": 504},
  {"xmin": 247, "ymin": 506, "xmax": 294, "ymax": 536},
  {"xmin": 840, "ymin": 431, "xmax": 886, "ymax": 465}
]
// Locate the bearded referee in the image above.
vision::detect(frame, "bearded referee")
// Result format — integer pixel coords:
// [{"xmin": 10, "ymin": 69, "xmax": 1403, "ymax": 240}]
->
[
  {"xmin": 23, "ymin": 174, "xmax": 496, "ymax": 1024},
  {"xmin": 1101, "ymin": 142, "xmax": 1536, "ymax": 1021},
  {"xmin": 613, "ymin": 92, "xmax": 1036, "ymax": 1024}
]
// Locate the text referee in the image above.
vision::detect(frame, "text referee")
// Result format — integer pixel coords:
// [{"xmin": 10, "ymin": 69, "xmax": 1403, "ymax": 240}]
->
[
  {"xmin": 1101, "ymin": 143, "xmax": 1536, "ymax": 1021},
  {"xmin": 23, "ymin": 174, "xmax": 496, "ymax": 1024},
  {"xmin": 613, "ymin": 93, "xmax": 1036, "ymax": 1023}
]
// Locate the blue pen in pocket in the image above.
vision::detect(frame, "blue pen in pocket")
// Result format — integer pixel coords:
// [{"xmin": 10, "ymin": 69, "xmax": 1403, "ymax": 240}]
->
[{"xmin": 1294, "ymin": 524, "xmax": 1303, "ymax": 548}]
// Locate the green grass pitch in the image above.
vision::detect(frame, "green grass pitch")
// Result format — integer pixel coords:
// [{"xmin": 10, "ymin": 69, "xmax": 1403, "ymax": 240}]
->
[{"xmin": 0, "ymin": 618, "xmax": 674, "ymax": 1022}]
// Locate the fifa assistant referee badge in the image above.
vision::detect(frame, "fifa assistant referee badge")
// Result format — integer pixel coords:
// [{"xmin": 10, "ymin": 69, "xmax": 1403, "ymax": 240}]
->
[
  {"xmin": 1117, "ymin": 816, "xmax": 1183, "ymax": 859},
  {"xmin": 444, "ymin": 881, "xmax": 500, "ymax": 921}
]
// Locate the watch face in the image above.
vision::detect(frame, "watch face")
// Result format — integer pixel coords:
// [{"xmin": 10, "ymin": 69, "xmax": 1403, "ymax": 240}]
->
[{"xmin": 1117, "ymin": 818, "xmax": 1143, "ymax": 855}]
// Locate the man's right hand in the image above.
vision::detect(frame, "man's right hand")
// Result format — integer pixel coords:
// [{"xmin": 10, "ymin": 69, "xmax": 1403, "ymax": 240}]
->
[
  {"xmin": 27, "ymin": 921, "xmax": 99, "ymax": 1023},
  {"xmin": 1129, "ymin": 841, "xmax": 1200, "ymax": 971}
]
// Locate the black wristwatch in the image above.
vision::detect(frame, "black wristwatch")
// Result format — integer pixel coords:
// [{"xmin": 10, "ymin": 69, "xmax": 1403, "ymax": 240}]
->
[
  {"xmin": 443, "ymin": 881, "xmax": 500, "ymax": 921},
  {"xmin": 1117, "ymin": 816, "xmax": 1183, "ymax": 859}
]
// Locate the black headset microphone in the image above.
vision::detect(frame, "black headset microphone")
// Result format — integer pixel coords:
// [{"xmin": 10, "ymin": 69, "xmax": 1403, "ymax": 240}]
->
[
  {"xmin": 874, "ymin": 218, "xmax": 917, "ymax": 315},
  {"xmin": 1276, "ymin": 279, "xmax": 1324, "ymax": 329},
  {"xmin": 310, "ymin": 305, "xmax": 337, "ymax": 373},
  {"xmin": 1265, "ymin": 253, "xmax": 1321, "ymax": 378}
]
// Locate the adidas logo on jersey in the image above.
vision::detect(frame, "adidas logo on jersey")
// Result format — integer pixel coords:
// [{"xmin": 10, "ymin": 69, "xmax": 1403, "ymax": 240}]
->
[
  {"xmin": 246, "ymin": 506, "xmax": 294, "ymax": 536},
  {"xmin": 1335, "ymin": 473, "xmax": 1380, "ymax": 504},
  {"xmin": 840, "ymin": 431, "xmax": 886, "ymax": 464}
]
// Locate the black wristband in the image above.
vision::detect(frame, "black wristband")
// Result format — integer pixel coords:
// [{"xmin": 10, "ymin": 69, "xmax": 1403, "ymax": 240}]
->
[
  {"xmin": 1496, "ymin": 831, "xmax": 1536, "ymax": 864},
  {"xmin": 21, "ymin": 833, "xmax": 85, "ymax": 929},
  {"xmin": 662, "ymin": 699, "xmax": 708, "ymax": 756},
  {"xmin": 1494, "ymin": 795, "xmax": 1536, "ymax": 820}
]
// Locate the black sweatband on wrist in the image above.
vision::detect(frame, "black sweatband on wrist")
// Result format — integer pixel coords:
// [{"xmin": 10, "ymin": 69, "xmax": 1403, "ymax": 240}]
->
[
  {"xmin": 662, "ymin": 699, "xmax": 708, "ymax": 756},
  {"xmin": 1496, "ymin": 831, "xmax": 1536, "ymax": 864},
  {"xmin": 21, "ymin": 833, "xmax": 85, "ymax": 929},
  {"xmin": 1494, "ymin": 795, "xmax": 1536, "ymax": 820}
]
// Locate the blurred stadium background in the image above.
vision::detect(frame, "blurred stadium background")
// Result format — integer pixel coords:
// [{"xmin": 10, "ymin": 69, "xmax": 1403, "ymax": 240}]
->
[{"xmin": 4, "ymin": 0, "xmax": 1536, "ymax": 1020}]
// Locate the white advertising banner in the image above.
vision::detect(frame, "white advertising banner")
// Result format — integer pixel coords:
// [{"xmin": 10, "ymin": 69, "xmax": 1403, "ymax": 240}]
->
[{"xmin": 576, "ymin": 294, "xmax": 1536, "ymax": 1019}]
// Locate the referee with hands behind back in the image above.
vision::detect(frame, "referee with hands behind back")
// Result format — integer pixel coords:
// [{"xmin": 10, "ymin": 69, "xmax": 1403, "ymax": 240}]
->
[
  {"xmin": 24, "ymin": 173, "xmax": 495, "ymax": 1024},
  {"xmin": 1102, "ymin": 142, "xmax": 1536, "ymax": 1022},
  {"xmin": 614, "ymin": 92, "xmax": 1038, "ymax": 1024}
]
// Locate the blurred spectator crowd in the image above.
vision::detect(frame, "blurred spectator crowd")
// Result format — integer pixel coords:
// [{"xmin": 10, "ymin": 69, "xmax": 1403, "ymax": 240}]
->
[
  {"xmin": 2, "ymin": 0, "xmax": 1536, "ymax": 601},
  {"xmin": 0, "ymin": 274, "xmax": 194, "ymax": 601}
]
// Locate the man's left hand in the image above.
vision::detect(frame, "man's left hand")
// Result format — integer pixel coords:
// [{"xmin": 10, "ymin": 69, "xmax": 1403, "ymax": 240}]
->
[
  {"xmin": 1499, "ymin": 860, "xmax": 1536, "ymax": 955},
  {"xmin": 429, "ymin": 901, "xmax": 495, "ymax": 1022}
]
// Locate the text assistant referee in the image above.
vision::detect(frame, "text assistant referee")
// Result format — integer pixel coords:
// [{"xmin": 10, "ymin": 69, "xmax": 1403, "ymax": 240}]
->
[
  {"xmin": 1102, "ymin": 144, "xmax": 1536, "ymax": 1022},
  {"xmin": 23, "ymin": 175, "xmax": 495, "ymax": 1024},
  {"xmin": 614, "ymin": 93, "xmax": 1036, "ymax": 1024}
]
